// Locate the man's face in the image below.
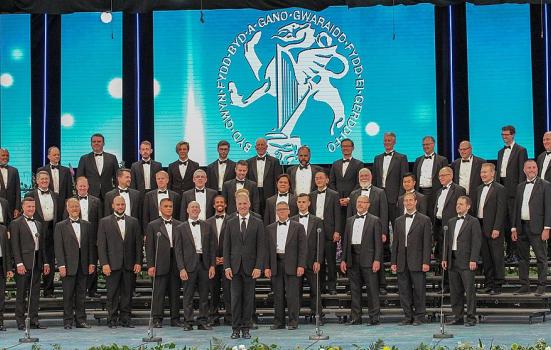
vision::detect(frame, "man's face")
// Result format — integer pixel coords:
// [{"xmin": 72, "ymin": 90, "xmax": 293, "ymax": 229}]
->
[
  {"xmin": 91, "ymin": 136, "xmax": 104, "ymax": 153},
  {"xmin": 213, "ymin": 197, "xmax": 227, "ymax": 213},
  {"xmin": 112, "ymin": 197, "xmax": 126, "ymax": 215},
  {"xmin": 383, "ymin": 135, "xmax": 395, "ymax": 152},
  {"xmin": 193, "ymin": 172, "xmax": 207, "ymax": 188},
  {"xmin": 277, "ymin": 177, "xmax": 290, "ymax": 193},
  {"xmin": 118, "ymin": 171, "xmax": 131, "ymax": 188},
  {"xmin": 48, "ymin": 148, "xmax": 61, "ymax": 164},
  {"xmin": 524, "ymin": 161, "xmax": 538, "ymax": 180},
  {"xmin": 402, "ymin": 176, "xmax": 415, "ymax": 192},
  {"xmin": 0, "ymin": 150, "xmax": 10, "ymax": 164},
  {"xmin": 422, "ymin": 138, "xmax": 435, "ymax": 154},
  {"xmin": 76, "ymin": 179, "xmax": 89, "ymax": 195},
  {"xmin": 218, "ymin": 144, "xmax": 229, "ymax": 160},
  {"xmin": 501, "ymin": 129, "xmax": 514, "ymax": 145},
  {"xmin": 187, "ymin": 202, "xmax": 201, "ymax": 220},
  {"xmin": 37, "ymin": 174, "xmax": 50, "ymax": 189},
  {"xmin": 296, "ymin": 196, "xmax": 310, "ymax": 213},
  {"xmin": 156, "ymin": 173, "xmax": 169, "ymax": 189},
  {"xmin": 438, "ymin": 170, "xmax": 452, "ymax": 186},
  {"xmin": 236, "ymin": 196, "xmax": 250, "ymax": 216},
  {"xmin": 297, "ymin": 148, "xmax": 310, "ymax": 166},
  {"xmin": 235, "ymin": 164, "xmax": 248, "ymax": 180},
  {"xmin": 22, "ymin": 200, "xmax": 36, "ymax": 217},
  {"xmin": 276, "ymin": 205, "xmax": 290, "ymax": 221},
  {"xmin": 458, "ymin": 142, "xmax": 472, "ymax": 160},
  {"xmin": 543, "ymin": 133, "xmax": 551, "ymax": 151},
  {"xmin": 177, "ymin": 144, "xmax": 189, "ymax": 159},
  {"xmin": 341, "ymin": 140, "xmax": 354, "ymax": 157},
  {"xmin": 456, "ymin": 198, "xmax": 470, "ymax": 216},
  {"xmin": 404, "ymin": 195, "xmax": 417, "ymax": 212},
  {"xmin": 140, "ymin": 144, "xmax": 152, "ymax": 159},
  {"xmin": 480, "ymin": 166, "xmax": 494, "ymax": 183},
  {"xmin": 159, "ymin": 200, "xmax": 173, "ymax": 218},
  {"xmin": 256, "ymin": 139, "xmax": 267, "ymax": 156},
  {"xmin": 359, "ymin": 171, "xmax": 371, "ymax": 185},
  {"xmin": 356, "ymin": 197, "xmax": 370, "ymax": 214},
  {"xmin": 314, "ymin": 172, "xmax": 328, "ymax": 188},
  {"xmin": 67, "ymin": 200, "xmax": 81, "ymax": 218}
]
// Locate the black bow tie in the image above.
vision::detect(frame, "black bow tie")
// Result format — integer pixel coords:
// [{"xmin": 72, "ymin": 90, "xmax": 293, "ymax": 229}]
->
[
  {"xmin": 356, "ymin": 214, "xmax": 366, "ymax": 219},
  {"xmin": 0, "ymin": 164, "xmax": 7, "ymax": 168},
  {"xmin": 236, "ymin": 180, "xmax": 245, "ymax": 185},
  {"xmin": 424, "ymin": 155, "xmax": 433, "ymax": 160},
  {"xmin": 361, "ymin": 187, "xmax": 371, "ymax": 192},
  {"xmin": 94, "ymin": 153, "xmax": 103, "ymax": 157},
  {"xmin": 71, "ymin": 219, "xmax": 80, "ymax": 224},
  {"xmin": 405, "ymin": 213, "xmax": 415, "ymax": 218},
  {"xmin": 299, "ymin": 164, "xmax": 309, "ymax": 170},
  {"xmin": 178, "ymin": 160, "xmax": 188, "ymax": 166},
  {"xmin": 215, "ymin": 215, "xmax": 225, "ymax": 219},
  {"xmin": 191, "ymin": 221, "xmax": 199, "ymax": 226},
  {"xmin": 25, "ymin": 216, "xmax": 35, "ymax": 222},
  {"xmin": 158, "ymin": 190, "xmax": 167, "ymax": 194},
  {"xmin": 78, "ymin": 195, "xmax": 88, "ymax": 200},
  {"xmin": 257, "ymin": 156, "xmax": 266, "ymax": 161},
  {"xmin": 116, "ymin": 215, "xmax": 125, "ymax": 221},
  {"xmin": 457, "ymin": 216, "xmax": 465, "ymax": 220},
  {"xmin": 546, "ymin": 151, "xmax": 551, "ymax": 156},
  {"xmin": 461, "ymin": 159, "xmax": 470, "ymax": 163},
  {"xmin": 39, "ymin": 189, "xmax": 50, "ymax": 195},
  {"xmin": 442, "ymin": 186, "xmax": 449, "ymax": 191},
  {"xmin": 504, "ymin": 145, "xmax": 511, "ymax": 150},
  {"xmin": 317, "ymin": 189, "xmax": 326, "ymax": 194},
  {"xmin": 142, "ymin": 160, "xmax": 151, "ymax": 165},
  {"xmin": 119, "ymin": 189, "xmax": 129, "ymax": 193},
  {"xmin": 278, "ymin": 221, "xmax": 287, "ymax": 226},
  {"xmin": 164, "ymin": 220, "xmax": 172, "ymax": 225},
  {"xmin": 384, "ymin": 152, "xmax": 394, "ymax": 157},
  {"xmin": 218, "ymin": 160, "xmax": 227, "ymax": 164},
  {"xmin": 527, "ymin": 180, "xmax": 536, "ymax": 185},
  {"xmin": 278, "ymin": 193, "xmax": 288, "ymax": 197},
  {"xmin": 342, "ymin": 159, "xmax": 350, "ymax": 163},
  {"xmin": 299, "ymin": 214, "xmax": 309, "ymax": 219},
  {"xmin": 50, "ymin": 165, "xmax": 59, "ymax": 169},
  {"xmin": 195, "ymin": 188, "xmax": 205, "ymax": 193},
  {"xmin": 484, "ymin": 182, "xmax": 493, "ymax": 187}
]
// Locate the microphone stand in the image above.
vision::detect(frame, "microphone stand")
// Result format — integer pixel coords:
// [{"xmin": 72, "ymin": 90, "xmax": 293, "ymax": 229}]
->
[
  {"xmin": 143, "ymin": 232, "xmax": 162, "ymax": 343},
  {"xmin": 19, "ymin": 232, "xmax": 40, "ymax": 343},
  {"xmin": 434, "ymin": 225, "xmax": 453, "ymax": 339},
  {"xmin": 310, "ymin": 227, "xmax": 328, "ymax": 340}
]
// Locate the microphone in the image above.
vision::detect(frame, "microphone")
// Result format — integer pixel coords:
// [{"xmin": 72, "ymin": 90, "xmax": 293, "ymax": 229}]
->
[
  {"xmin": 156, "ymin": 232, "xmax": 161, "ymax": 238},
  {"xmin": 310, "ymin": 226, "xmax": 328, "ymax": 340},
  {"xmin": 20, "ymin": 232, "xmax": 40, "ymax": 343},
  {"xmin": 143, "ymin": 232, "xmax": 162, "ymax": 343},
  {"xmin": 434, "ymin": 225, "xmax": 452, "ymax": 339},
  {"xmin": 35, "ymin": 232, "xmax": 40, "ymax": 238}
]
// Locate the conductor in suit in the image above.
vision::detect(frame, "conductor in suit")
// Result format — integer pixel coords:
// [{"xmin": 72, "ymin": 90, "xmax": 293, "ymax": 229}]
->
[
  {"xmin": 130, "ymin": 141, "xmax": 162, "ymax": 193},
  {"xmin": 37, "ymin": 146, "xmax": 74, "ymax": 212},
  {"xmin": 97, "ymin": 196, "xmax": 143, "ymax": 328},
  {"xmin": 168, "ymin": 141, "xmax": 200, "ymax": 194},
  {"xmin": 104, "ymin": 169, "xmax": 143, "ymax": 222},
  {"xmin": 11, "ymin": 197, "xmax": 51, "ymax": 330},
  {"xmin": 0, "ymin": 221, "xmax": 13, "ymax": 331},
  {"xmin": 246, "ymin": 138, "xmax": 283, "ymax": 215},
  {"xmin": 391, "ymin": 192, "xmax": 432, "ymax": 326},
  {"xmin": 264, "ymin": 201, "xmax": 307, "ymax": 330},
  {"xmin": 145, "ymin": 198, "xmax": 183, "ymax": 327},
  {"xmin": 340, "ymin": 195, "xmax": 383, "ymax": 326},
  {"xmin": 396, "ymin": 173, "xmax": 428, "ymax": 219},
  {"xmin": 54, "ymin": 198, "xmax": 95, "ymax": 329},
  {"xmin": 223, "ymin": 191, "xmax": 265, "ymax": 339},
  {"xmin": 143, "ymin": 170, "xmax": 181, "ymax": 227},
  {"xmin": 496, "ymin": 125, "xmax": 528, "ymax": 262},
  {"xmin": 286, "ymin": 146, "xmax": 323, "ymax": 196},
  {"xmin": 181, "ymin": 169, "xmax": 217, "ymax": 221},
  {"xmin": 174, "ymin": 201, "xmax": 216, "ymax": 330},
  {"xmin": 451, "ymin": 141, "xmax": 485, "ymax": 203},
  {"xmin": 76, "ymin": 133, "xmax": 119, "ymax": 200},
  {"xmin": 0, "ymin": 148, "xmax": 21, "ymax": 218},
  {"xmin": 207, "ymin": 140, "xmax": 236, "ymax": 194},
  {"xmin": 442, "ymin": 196, "xmax": 482, "ymax": 327},
  {"xmin": 511, "ymin": 160, "xmax": 551, "ymax": 296},
  {"xmin": 473, "ymin": 163, "xmax": 506, "ymax": 295},
  {"xmin": 263, "ymin": 174, "xmax": 298, "ymax": 226},
  {"xmin": 222, "ymin": 160, "xmax": 260, "ymax": 214}
]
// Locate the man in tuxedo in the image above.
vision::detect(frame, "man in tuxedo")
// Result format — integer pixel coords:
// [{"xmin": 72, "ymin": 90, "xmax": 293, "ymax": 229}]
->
[
  {"xmin": 496, "ymin": 125, "xmax": 528, "ymax": 262},
  {"xmin": 181, "ymin": 169, "xmax": 217, "ymax": 221},
  {"xmin": 175, "ymin": 201, "xmax": 215, "ymax": 330},
  {"xmin": 0, "ymin": 148, "xmax": 21, "ymax": 218},
  {"xmin": 511, "ymin": 160, "xmax": 551, "ymax": 296},
  {"xmin": 451, "ymin": 141, "xmax": 485, "ymax": 204},
  {"xmin": 413, "ymin": 136, "xmax": 449, "ymax": 218},
  {"xmin": 130, "ymin": 140, "xmax": 162, "ymax": 193},
  {"xmin": 168, "ymin": 141, "xmax": 200, "ymax": 194},
  {"xmin": 396, "ymin": 173, "xmax": 428, "ymax": 219},
  {"xmin": 222, "ymin": 160, "xmax": 260, "ymax": 214},
  {"xmin": 76, "ymin": 133, "xmax": 119, "ymax": 200},
  {"xmin": 391, "ymin": 192, "xmax": 432, "ymax": 326},
  {"xmin": 10, "ymin": 197, "xmax": 50, "ymax": 330},
  {"xmin": 97, "ymin": 196, "xmax": 143, "ymax": 328},
  {"xmin": 286, "ymin": 146, "xmax": 323, "ymax": 196},
  {"xmin": 25, "ymin": 170, "xmax": 59, "ymax": 298},
  {"xmin": 310, "ymin": 171, "xmax": 342, "ymax": 295},
  {"xmin": 264, "ymin": 201, "xmax": 307, "ymax": 330},
  {"xmin": 0, "ymin": 220, "xmax": 13, "ymax": 331},
  {"xmin": 536, "ymin": 132, "xmax": 551, "ymax": 255},
  {"xmin": 0, "ymin": 197, "xmax": 11, "ymax": 227},
  {"xmin": 442, "ymin": 196, "xmax": 482, "ymax": 327},
  {"xmin": 207, "ymin": 140, "xmax": 236, "ymax": 194},
  {"xmin": 143, "ymin": 171, "xmax": 181, "ymax": 227},
  {"xmin": 247, "ymin": 138, "xmax": 283, "ymax": 215},
  {"xmin": 372, "ymin": 132, "xmax": 409, "ymax": 229},
  {"xmin": 145, "ymin": 198, "xmax": 183, "ymax": 327},
  {"xmin": 329, "ymin": 138, "xmax": 363, "ymax": 232},
  {"xmin": 340, "ymin": 195, "xmax": 382, "ymax": 326},
  {"xmin": 223, "ymin": 192, "xmax": 265, "ymax": 339},
  {"xmin": 433, "ymin": 167, "xmax": 466, "ymax": 262},
  {"xmin": 104, "ymin": 169, "xmax": 143, "ymax": 223},
  {"xmin": 207, "ymin": 195, "xmax": 232, "ymax": 326},
  {"xmin": 264, "ymin": 174, "xmax": 298, "ymax": 225},
  {"xmin": 37, "ymin": 146, "xmax": 74, "ymax": 212},
  {"xmin": 474, "ymin": 163, "xmax": 506, "ymax": 295},
  {"xmin": 291, "ymin": 193, "xmax": 324, "ymax": 320},
  {"xmin": 74, "ymin": 176, "xmax": 103, "ymax": 298},
  {"xmin": 54, "ymin": 198, "xmax": 95, "ymax": 329}
]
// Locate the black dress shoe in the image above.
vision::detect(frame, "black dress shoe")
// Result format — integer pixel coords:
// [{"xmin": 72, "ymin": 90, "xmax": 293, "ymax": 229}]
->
[
  {"xmin": 287, "ymin": 325, "xmax": 297, "ymax": 330},
  {"xmin": 170, "ymin": 320, "xmax": 182, "ymax": 327},
  {"xmin": 412, "ymin": 320, "xmax": 422, "ymax": 326},
  {"xmin": 17, "ymin": 324, "xmax": 25, "ymax": 331},
  {"xmin": 108, "ymin": 322, "xmax": 117, "ymax": 329},
  {"xmin": 182, "ymin": 324, "xmax": 193, "ymax": 331},
  {"xmin": 379, "ymin": 288, "xmax": 388, "ymax": 296},
  {"xmin": 270, "ymin": 324, "xmax": 285, "ymax": 330},
  {"xmin": 479, "ymin": 287, "xmax": 492, "ymax": 294},
  {"xmin": 446, "ymin": 319, "xmax": 464, "ymax": 325},
  {"xmin": 242, "ymin": 329, "xmax": 251, "ymax": 339},
  {"xmin": 398, "ymin": 319, "xmax": 412, "ymax": 326},
  {"xmin": 328, "ymin": 289, "xmax": 337, "ymax": 295},
  {"xmin": 490, "ymin": 288, "xmax": 502, "ymax": 295},
  {"xmin": 250, "ymin": 322, "xmax": 258, "ymax": 330},
  {"xmin": 209, "ymin": 318, "xmax": 220, "ymax": 326},
  {"xmin": 345, "ymin": 319, "xmax": 362, "ymax": 325},
  {"xmin": 30, "ymin": 323, "xmax": 47, "ymax": 329},
  {"xmin": 120, "ymin": 322, "xmax": 135, "ymax": 328},
  {"xmin": 535, "ymin": 286, "xmax": 546, "ymax": 296},
  {"xmin": 76, "ymin": 323, "xmax": 91, "ymax": 328},
  {"xmin": 198, "ymin": 324, "xmax": 212, "ymax": 330},
  {"xmin": 43, "ymin": 293, "xmax": 54, "ymax": 299},
  {"xmin": 64, "ymin": 325, "xmax": 72, "ymax": 330},
  {"xmin": 231, "ymin": 330, "xmax": 240, "ymax": 339},
  {"xmin": 465, "ymin": 321, "xmax": 476, "ymax": 327},
  {"xmin": 514, "ymin": 286, "xmax": 531, "ymax": 295},
  {"xmin": 154, "ymin": 321, "xmax": 163, "ymax": 328},
  {"xmin": 0, "ymin": 324, "xmax": 6, "ymax": 331},
  {"xmin": 368, "ymin": 319, "xmax": 380, "ymax": 326}
]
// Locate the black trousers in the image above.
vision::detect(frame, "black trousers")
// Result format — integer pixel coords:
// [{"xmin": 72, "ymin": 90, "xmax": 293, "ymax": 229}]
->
[
  {"xmin": 105, "ymin": 269, "xmax": 134, "ymax": 324},
  {"xmin": 62, "ymin": 261, "xmax": 88, "ymax": 326},
  {"xmin": 182, "ymin": 260, "xmax": 210, "ymax": 325},
  {"xmin": 15, "ymin": 253, "xmax": 41, "ymax": 326},
  {"xmin": 42, "ymin": 220, "xmax": 55, "ymax": 295},
  {"xmin": 210, "ymin": 264, "xmax": 231, "ymax": 321},
  {"xmin": 302, "ymin": 267, "xmax": 322, "ymax": 315},
  {"xmin": 479, "ymin": 227, "xmax": 505, "ymax": 288},
  {"xmin": 0, "ymin": 259, "xmax": 5, "ymax": 324},
  {"xmin": 322, "ymin": 240, "xmax": 337, "ymax": 291},
  {"xmin": 348, "ymin": 247, "xmax": 380, "ymax": 321},
  {"xmin": 418, "ymin": 187, "xmax": 435, "ymax": 220},
  {"xmin": 272, "ymin": 257, "xmax": 300, "ymax": 327},
  {"xmin": 258, "ymin": 188, "xmax": 266, "ymax": 216},
  {"xmin": 449, "ymin": 257, "xmax": 476, "ymax": 322},
  {"xmin": 152, "ymin": 249, "xmax": 181, "ymax": 322},
  {"xmin": 396, "ymin": 255, "xmax": 426, "ymax": 321},
  {"xmin": 230, "ymin": 267, "xmax": 255, "ymax": 331},
  {"xmin": 518, "ymin": 221, "xmax": 548, "ymax": 287},
  {"xmin": 501, "ymin": 187, "xmax": 517, "ymax": 257}
]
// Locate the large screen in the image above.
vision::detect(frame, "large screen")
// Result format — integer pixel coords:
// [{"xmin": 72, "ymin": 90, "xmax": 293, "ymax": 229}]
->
[
  {"xmin": 61, "ymin": 12, "xmax": 123, "ymax": 168},
  {"xmin": 154, "ymin": 5, "xmax": 436, "ymax": 165},
  {"xmin": 467, "ymin": 4, "xmax": 534, "ymax": 160},
  {"xmin": 0, "ymin": 14, "xmax": 32, "ymax": 188}
]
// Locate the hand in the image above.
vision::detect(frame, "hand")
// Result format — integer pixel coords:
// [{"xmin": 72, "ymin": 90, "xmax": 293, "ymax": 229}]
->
[
  {"xmin": 180, "ymin": 269, "xmax": 189, "ymax": 281},
  {"xmin": 491, "ymin": 230, "xmax": 500, "ymax": 239},
  {"xmin": 382, "ymin": 234, "xmax": 387, "ymax": 243},
  {"xmin": 17, "ymin": 265, "xmax": 27, "ymax": 275},
  {"xmin": 511, "ymin": 229, "xmax": 518, "ymax": 242},
  {"xmin": 208, "ymin": 266, "xmax": 216, "ymax": 279},
  {"xmin": 216, "ymin": 257, "xmax": 224, "ymax": 265},
  {"xmin": 441, "ymin": 261, "xmax": 448, "ymax": 270},
  {"xmin": 59, "ymin": 266, "xmax": 67, "ymax": 278},
  {"xmin": 251, "ymin": 268, "xmax": 261, "ymax": 279},
  {"xmin": 264, "ymin": 269, "xmax": 272, "ymax": 279},
  {"xmin": 542, "ymin": 228, "xmax": 549, "ymax": 241},
  {"xmin": 391, "ymin": 264, "xmax": 397, "ymax": 273},
  {"xmin": 88, "ymin": 264, "xmax": 96, "ymax": 274},
  {"xmin": 333, "ymin": 232, "xmax": 341, "ymax": 242},
  {"xmin": 469, "ymin": 261, "xmax": 477, "ymax": 271},
  {"xmin": 340, "ymin": 261, "xmax": 347, "ymax": 274},
  {"xmin": 102, "ymin": 265, "xmax": 111, "ymax": 276},
  {"xmin": 6, "ymin": 271, "xmax": 14, "ymax": 279},
  {"xmin": 148, "ymin": 267, "xmax": 156, "ymax": 277},
  {"xmin": 372, "ymin": 260, "xmax": 380, "ymax": 273},
  {"xmin": 133, "ymin": 264, "xmax": 141, "ymax": 274},
  {"xmin": 296, "ymin": 267, "xmax": 304, "ymax": 277},
  {"xmin": 422, "ymin": 264, "xmax": 430, "ymax": 273},
  {"xmin": 339, "ymin": 198, "xmax": 349, "ymax": 207},
  {"xmin": 43, "ymin": 265, "xmax": 50, "ymax": 275},
  {"xmin": 225, "ymin": 268, "xmax": 233, "ymax": 280},
  {"xmin": 313, "ymin": 262, "xmax": 320, "ymax": 274}
]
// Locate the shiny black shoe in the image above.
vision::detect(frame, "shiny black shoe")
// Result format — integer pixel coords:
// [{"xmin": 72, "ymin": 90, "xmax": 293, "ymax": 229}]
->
[
  {"xmin": 514, "ymin": 286, "xmax": 531, "ymax": 295},
  {"xmin": 230, "ymin": 330, "xmax": 240, "ymax": 339},
  {"xmin": 367, "ymin": 319, "xmax": 380, "ymax": 326},
  {"xmin": 198, "ymin": 324, "xmax": 213, "ymax": 330},
  {"xmin": 465, "ymin": 321, "xmax": 476, "ymax": 327},
  {"xmin": 490, "ymin": 288, "xmax": 502, "ymax": 295},
  {"xmin": 154, "ymin": 321, "xmax": 163, "ymax": 328},
  {"xmin": 242, "ymin": 329, "xmax": 251, "ymax": 339},
  {"xmin": 270, "ymin": 324, "xmax": 285, "ymax": 330},
  {"xmin": 107, "ymin": 322, "xmax": 117, "ymax": 329},
  {"xmin": 535, "ymin": 286, "xmax": 546, "ymax": 296},
  {"xmin": 287, "ymin": 325, "xmax": 297, "ymax": 330},
  {"xmin": 76, "ymin": 323, "xmax": 91, "ymax": 328},
  {"xmin": 250, "ymin": 322, "xmax": 258, "ymax": 330},
  {"xmin": 30, "ymin": 323, "xmax": 47, "ymax": 329},
  {"xmin": 379, "ymin": 288, "xmax": 388, "ymax": 296},
  {"xmin": 64, "ymin": 324, "xmax": 72, "ymax": 330},
  {"xmin": 446, "ymin": 319, "xmax": 464, "ymax": 326},
  {"xmin": 120, "ymin": 322, "xmax": 135, "ymax": 328},
  {"xmin": 479, "ymin": 286, "xmax": 493, "ymax": 294},
  {"xmin": 398, "ymin": 319, "xmax": 412, "ymax": 326},
  {"xmin": 17, "ymin": 324, "xmax": 25, "ymax": 331},
  {"xmin": 328, "ymin": 289, "xmax": 337, "ymax": 295},
  {"xmin": 170, "ymin": 320, "xmax": 182, "ymax": 327},
  {"xmin": 412, "ymin": 320, "xmax": 423, "ymax": 326},
  {"xmin": 0, "ymin": 324, "xmax": 6, "ymax": 331},
  {"xmin": 182, "ymin": 324, "xmax": 193, "ymax": 331},
  {"xmin": 345, "ymin": 318, "xmax": 362, "ymax": 325}
]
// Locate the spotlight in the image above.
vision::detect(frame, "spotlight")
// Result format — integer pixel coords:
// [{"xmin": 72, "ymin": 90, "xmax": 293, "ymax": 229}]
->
[{"xmin": 100, "ymin": 12, "xmax": 113, "ymax": 24}]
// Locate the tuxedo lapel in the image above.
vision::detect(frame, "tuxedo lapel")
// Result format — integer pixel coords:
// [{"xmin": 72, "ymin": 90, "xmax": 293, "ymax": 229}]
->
[
  {"xmin": 111, "ymin": 216, "xmax": 124, "ymax": 241},
  {"xmin": 285, "ymin": 223, "xmax": 295, "ymax": 247},
  {"xmin": 250, "ymin": 159, "xmax": 259, "ymax": 181},
  {"xmin": 89, "ymin": 154, "xmax": 101, "ymax": 177},
  {"xmin": 66, "ymin": 220, "xmax": 80, "ymax": 246},
  {"xmin": 184, "ymin": 223, "xmax": 197, "ymax": 251}
]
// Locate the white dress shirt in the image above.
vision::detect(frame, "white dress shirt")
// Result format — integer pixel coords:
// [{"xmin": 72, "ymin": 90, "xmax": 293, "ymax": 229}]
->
[
  {"xmin": 452, "ymin": 217, "xmax": 464, "ymax": 251},
  {"xmin": 404, "ymin": 212, "xmax": 416, "ymax": 248},
  {"xmin": 189, "ymin": 219, "xmax": 203, "ymax": 253},
  {"xmin": 79, "ymin": 195, "xmax": 89, "ymax": 221},
  {"xmin": 542, "ymin": 152, "xmax": 551, "ymax": 179},
  {"xmin": 382, "ymin": 151, "xmax": 393, "ymax": 188},
  {"xmin": 70, "ymin": 219, "xmax": 81, "ymax": 248},
  {"xmin": 360, "ymin": 185, "xmax": 371, "ymax": 198},
  {"xmin": 520, "ymin": 180, "xmax": 535, "ymax": 221},
  {"xmin": 436, "ymin": 184, "xmax": 450, "ymax": 219},
  {"xmin": 351, "ymin": 213, "xmax": 366, "ymax": 245},
  {"xmin": 458, "ymin": 156, "xmax": 473, "ymax": 194},
  {"xmin": 419, "ymin": 154, "xmax": 434, "ymax": 188},
  {"xmin": 0, "ymin": 201, "xmax": 4, "ymax": 224},
  {"xmin": 163, "ymin": 218, "xmax": 174, "ymax": 247},
  {"xmin": 38, "ymin": 189, "xmax": 55, "ymax": 222},
  {"xmin": 239, "ymin": 213, "xmax": 250, "ymax": 231},
  {"xmin": 115, "ymin": 215, "xmax": 126, "ymax": 240},
  {"xmin": 500, "ymin": 142, "xmax": 514, "ymax": 178},
  {"xmin": 315, "ymin": 188, "xmax": 326, "ymax": 220},
  {"xmin": 477, "ymin": 182, "xmax": 492, "ymax": 219},
  {"xmin": 276, "ymin": 220, "xmax": 290, "ymax": 253},
  {"xmin": 298, "ymin": 212, "xmax": 309, "ymax": 233},
  {"xmin": 236, "ymin": 178, "xmax": 245, "ymax": 191},
  {"xmin": 217, "ymin": 160, "xmax": 227, "ymax": 191},
  {"xmin": 215, "ymin": 214, "xmax": 225, "ymax": 242},
  {"xmin": 342, "ymin": 158, "xmax": 351, "ymax": 177},
  {"xmin": 179, "ymin": 158, "xmax": 189, "ymax": 179},
  {"xmin": 50, "ymin": 164, "xmax": 60, "ymax": 193},
  {"xmin": 26, "ymin": 218, "xmax": 39, "ymax": 251},
  {"xmin": 142, "ymin": 159, "xmax": 151, "ymax": 190},
  {"xmin": 256, "ymin": 155, "xmax": 266, "ymax": 187},
  {"xmin": 94, "ymin": 153, "xmax": 104, "ymax": 175},
  {"xmin": 0, "ymin": 166, "xmax": 7, "ymax": 188},
  {"xmin": 295, "ymin": 165, "xmax": 312, "ymax": 195},
  {"xmin": 195, "ymin": 188, "xmax": 207, "ymax": 220}
]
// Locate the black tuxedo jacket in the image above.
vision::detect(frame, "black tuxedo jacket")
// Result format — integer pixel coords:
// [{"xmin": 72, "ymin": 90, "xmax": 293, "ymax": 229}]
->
[
  {"xmin": 180, "ymin": 187, "xmax": 217, "ymax": 221},
  {"xmin": 396, "ymin": 191, "xmax": 428, "ymax": 219},
  {"xmin": 223, "ymin": 214, "xmax": 265, "ymax": 275},
  {"xmin": 97, "ymin": 214, "xmax": 143, "ymax": 271},
  {"xmin": 104, "ymin": 188, "xmax": 143, "ymax": 222},
  {"xmin": 206, "ymin": 213, "xmax": 231, "ymax": 258},
  {"xmin": 222, "ymin": 178, "xmax": 260, "ymax": 214},
  {"xmin": 76, "ymin": 152, "xmax": 119, "ymax": 199},
  {"xmin": 309, "ymin": 188, "xmax": 342, "ymax": 239},
  {"xmin": 290, "ymin": 214, "xmax": 324, "ymax": 268},
  {"xmin": 174, "ymin": 220, "xmax": 215, "ymax": 272},
  {"xmin": 0, "ymin": 224, "xmax": 13, "ymax": 273},
  {"xmin": 246, "ymin": 155, "xmax": 283, "ymax": 199},
  {"xmin": 536, "ymin": 151, "xmax": 551, "ymax": 182},
  {"xmin": 391, "ymin": 212, "xmax": 432, "ymax": 272},
  {"xmin": 142, "ymin": 189, "xmax": 181, "ymax": 227},
  {"xmin": 473, "ymin": 182, "xmax": 506, "ymax": 237},
  {"xmin": 347, "ymin": 186, "xmax": 388, "ymax": 235},
  {"xmin": 167, "ymin": 159, "xmax": 200, "ymax": 194},
  {"xmin": 37, "ymin": 164, "xmax": 73, "ymax": 203},
  {"xmin": 265, "ymin": 220, "xmax": 307, "ymax": 276},
  {"xmin": 372, "ymin": 151, "xmax": 409, "ymax": 203},
  {"xmin": 341, "ymin": 213, "xmax": 383, "ymax": 268},
  {"xmin": 451, "ymin": 155, "xmax": 485, "ymax": 198},
  {"xmin": 413, "ymin": 154, "xmax": 449, "ymax": 190},
  {"xmin": 496, "ymin": 143, "xmax": 528, "ymax": 198},
  {"xmin": 10, "ymin": 216, "xmax": 48, "ymax": 269},
  {"xmin": 145, "ymin": 217, "xmax": 183, "ymax": 275},
  {"xmin": 0, "ymin": 165, "xmax": 21, "ymax": 215},
  {"xmin": 433, "ymin": 182, "xmax": 467, "ymax": 224},
  {"xmin": 443, "ymin": 215, "xmax": 482, "ymax": 270},
  {"xmin": 25, "ymin": 189, "xmax": 60, "ymax": 223},
  {"xmin": 64, "ymin": 195, "xmax": 102, "ymax": 241},
  {"xmin": 0, "ymin": 197, "xmax": 12, "ymax": 225},
  {"xmin": 513, "ymin": 178, "xmax": 551, "ymax": 235},
  {"xmin": 286, "ymin": 164, "xmax": 324, "ymax": 195},
  {"xmin": 329, "ymin": 158, "xmax": 363, "ymax": 197},
  {"xmin": 130, "ymin": 159, "xmax": 162, "ymax": 192},
  {"xmin": 263, "ymin": 193, "xmax": 298, "ymax": 226},
  {"xmin": 54, "ymin": 218, "xmax": 95, "ymax": 276},
  {"xmin": 206, "ymin": 159, "xmax": 236, "ymax": 191}
]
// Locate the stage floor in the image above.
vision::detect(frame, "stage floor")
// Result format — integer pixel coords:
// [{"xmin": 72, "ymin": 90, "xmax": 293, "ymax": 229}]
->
[{"xmin": 0, "ymin": 319, "xmax": 549, "ymax": 349}]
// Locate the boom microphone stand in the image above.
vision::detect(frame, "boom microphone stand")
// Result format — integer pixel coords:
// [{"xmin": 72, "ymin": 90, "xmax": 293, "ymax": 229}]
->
[
  {"xmin": 19, "ymin": 232, "xmax": 40, "ymax": 344},
  {"xmin": 310, "ymin": 228, "xmax": 329, "ymax": 340},
  {"xmin": 434, "ymin": 226, "xmax": 453, "ymax": 339},
  {"xmin": 143, "ymin": 232, "xmax": 162, "ymax": 343}
]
